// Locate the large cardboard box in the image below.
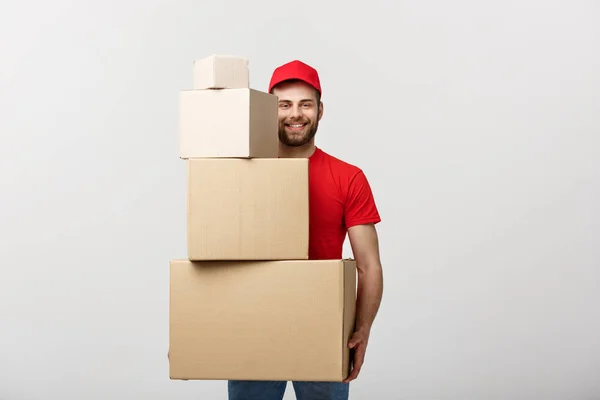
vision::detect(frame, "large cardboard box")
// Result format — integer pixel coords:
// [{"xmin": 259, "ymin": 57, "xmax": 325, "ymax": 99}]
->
[
  {"xmin": 193, "ymin": 54, "xmax": 249, "ymax": 90},
  {"xmin": 179, "ymin": 88, "xmax": 279, "ymax": 159},
  {"xmin": 169, "ymin": 259, "xmax": 357, "ymax": 381},
  {"xmin": 186, "ymin": 158, "xmax": 309, "ymax": 260}
]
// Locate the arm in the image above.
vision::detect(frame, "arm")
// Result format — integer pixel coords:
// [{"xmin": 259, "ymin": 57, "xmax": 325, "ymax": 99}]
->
[
  {"xmin": 349, "ymin": 223, "xmax": 383, "ymax": 333},
  {"xmin": 344, "ymin": 222, "xmax": 383, "ymax": 382}
]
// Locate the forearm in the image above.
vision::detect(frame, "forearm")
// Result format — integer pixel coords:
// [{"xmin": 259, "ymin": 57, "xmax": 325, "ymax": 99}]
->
[{"xmin": 354, "ymin": 262, "xmax": 383, "ymax": 333}]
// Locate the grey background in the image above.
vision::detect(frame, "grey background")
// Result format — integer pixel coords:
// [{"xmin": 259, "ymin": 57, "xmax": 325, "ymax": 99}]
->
[{"xmin": 1, "ymin": 0, "xmax": 599, "ymax": 399}]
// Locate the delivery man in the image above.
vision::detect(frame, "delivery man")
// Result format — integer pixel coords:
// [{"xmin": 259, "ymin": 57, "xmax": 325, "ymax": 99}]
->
[{"xmin": 227, "ymin": 60, "xmax": 384, "ymax": 400}]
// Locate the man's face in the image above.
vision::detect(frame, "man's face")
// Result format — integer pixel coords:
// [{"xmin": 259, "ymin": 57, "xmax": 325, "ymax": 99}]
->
[{"xmin": 272, "ymin": 80, "xmax": 323, "ymax": 147}]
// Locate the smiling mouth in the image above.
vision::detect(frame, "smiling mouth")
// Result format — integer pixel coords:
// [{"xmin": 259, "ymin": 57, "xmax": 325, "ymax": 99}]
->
[{"xmin": 285, "ymin": 123, "xmax": 307, "ymax": 131}]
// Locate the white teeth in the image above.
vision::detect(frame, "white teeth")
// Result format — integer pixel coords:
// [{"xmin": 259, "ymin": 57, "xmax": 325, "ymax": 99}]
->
[{"xmin": 290, "ymin": 124, "xmax": 304, "ymax": 128}]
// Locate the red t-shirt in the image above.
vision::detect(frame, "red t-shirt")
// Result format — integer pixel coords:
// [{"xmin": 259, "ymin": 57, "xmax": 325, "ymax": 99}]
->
[{"xmin": 308, "ymin": 147, "xmax": 381, "ymax": 260}]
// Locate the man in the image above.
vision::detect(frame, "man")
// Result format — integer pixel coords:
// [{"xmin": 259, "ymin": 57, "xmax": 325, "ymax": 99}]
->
[{"xmin": 227, "ymin": 60, "xmax": 384, "ymax": 400}]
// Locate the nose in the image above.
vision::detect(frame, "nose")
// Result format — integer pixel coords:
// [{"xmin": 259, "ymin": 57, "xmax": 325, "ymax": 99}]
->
[{"xmin": 289, "ymin": 104, "xmax": 303, "ymax": 119}]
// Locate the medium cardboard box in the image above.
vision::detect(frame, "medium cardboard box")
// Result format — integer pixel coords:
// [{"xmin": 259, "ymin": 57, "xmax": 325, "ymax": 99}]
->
[
  {"xmin": 186, "ymin": 158, "xmax": 309, "ymax": 260},
  {"xmin": 179, "ymin": 88, "xmax": 278, "ymax": 159},
  {"xmin": 169, "ymin": 259, "xmax": 357, "ymax": 381},
  {"xmin": 193, "ymin": 54, "xmax": 249, "ymax": 90}
]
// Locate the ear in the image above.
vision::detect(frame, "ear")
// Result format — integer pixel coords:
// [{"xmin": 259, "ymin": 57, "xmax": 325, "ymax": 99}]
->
[{"xmin": 318, "ymin": 101, "xmax": 324, "ymax": 121}]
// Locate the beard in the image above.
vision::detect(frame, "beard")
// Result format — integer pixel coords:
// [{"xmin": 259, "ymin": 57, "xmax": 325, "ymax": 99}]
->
[{"xmin": 278, "ymin": 117, "xmax": 319, "ymax": 147}]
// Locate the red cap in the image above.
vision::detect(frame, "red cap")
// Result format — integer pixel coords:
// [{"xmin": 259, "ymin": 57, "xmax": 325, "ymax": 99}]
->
[{"xmin": 268, "ymin": 60, "xmax": 322, "ymax": 95}]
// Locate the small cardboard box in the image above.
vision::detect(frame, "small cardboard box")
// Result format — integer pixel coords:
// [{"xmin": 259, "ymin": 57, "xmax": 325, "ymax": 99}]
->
[
  {"xmin": 186, "ymin": 158, "xmax": 309, "ymax": 260},
  {"xmin": 179, "ymin": 88, "xmax": 279, "ymax": 158},
  {"xmin": 193, "ymin": 54, "xmax": 249, "ymax": 89},
  {"xmin": 169, "ymin": 259, "xmax": 357, "ymax": 381}
]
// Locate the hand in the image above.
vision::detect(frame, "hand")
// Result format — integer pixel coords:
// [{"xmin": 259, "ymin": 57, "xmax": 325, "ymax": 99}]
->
[{"xmin": 343, "ymin": 329, "xmax": 370, "ymax": 383}]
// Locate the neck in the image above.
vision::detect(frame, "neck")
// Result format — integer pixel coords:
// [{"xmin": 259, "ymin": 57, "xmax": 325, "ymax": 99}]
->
[{"xmin": 278, "ymin": 141, "xmax": 316, "ymax": 158}]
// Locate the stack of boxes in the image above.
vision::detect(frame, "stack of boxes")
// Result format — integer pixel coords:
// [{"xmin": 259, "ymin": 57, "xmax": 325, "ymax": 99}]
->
[{"xmin": 169, "ymin": 55, "xmax": 357, "ymax": 382}]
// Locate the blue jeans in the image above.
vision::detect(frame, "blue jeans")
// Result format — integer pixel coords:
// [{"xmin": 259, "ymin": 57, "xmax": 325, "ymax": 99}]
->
[{"xmin": 228, "ymin": 380, "xmax": 349, "ymax": 400}]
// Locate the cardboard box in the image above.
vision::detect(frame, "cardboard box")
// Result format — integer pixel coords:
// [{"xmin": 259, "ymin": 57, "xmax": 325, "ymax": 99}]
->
[
  {"xmin": 169, "ymin": 259, "xmax": 357, "ymax": 381},
  {"xmin": 193, "ymin": 54, "xmax": 249, "ymax": 90},
  {"xmin": 186, "ymin": 158, "xmax": 309, "ymax": 260},
  {"xmin": 179, "ymin": 88, "xmax": 279, "ymax": 158}
]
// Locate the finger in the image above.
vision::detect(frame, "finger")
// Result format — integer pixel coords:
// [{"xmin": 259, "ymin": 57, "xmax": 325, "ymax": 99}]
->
[
  {"xmin": 345, "ymin": 344, "xmax": 366, "ymax": 382},
  {"xmin": 343, "ymin": 346, "xmax": 364, "ymax": 383},
  {"xmin": 354, "ymin": 343, "xmax": 367, "ymax": 368},
  {"xmin": 344, "ymin": 365, "xmax": 361, "ymax": 383},
  {"xmin": 347, "ymin": 336, "xmax": 362, "ymax": 348},
  {"xmin": 343, "ymin": 356, "xmax": 356, "ymax": 383}
]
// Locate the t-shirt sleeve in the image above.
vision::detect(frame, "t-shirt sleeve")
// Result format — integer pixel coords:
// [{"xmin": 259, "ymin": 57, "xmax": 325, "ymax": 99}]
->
[{"xmin": 344, "ymin": 170, "xmax": 381, "ymax": 228}]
